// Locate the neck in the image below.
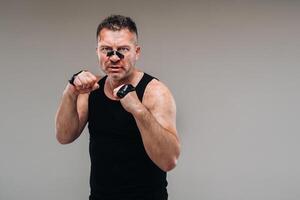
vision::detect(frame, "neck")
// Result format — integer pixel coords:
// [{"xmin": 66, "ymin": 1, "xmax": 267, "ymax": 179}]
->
[{"xmin": 106, "ymin": 70, "xmax": 141, "ymax": 92}]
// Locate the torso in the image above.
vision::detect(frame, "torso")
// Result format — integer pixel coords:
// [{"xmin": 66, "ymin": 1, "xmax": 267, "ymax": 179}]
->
[{"xmin": 87, "ymin": 72, "xmax": 168, "ymax": 199}]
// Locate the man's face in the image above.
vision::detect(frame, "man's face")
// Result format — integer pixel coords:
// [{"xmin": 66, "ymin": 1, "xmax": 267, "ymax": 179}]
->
[{"xmin": 96, "ymin": 28, "xmax": 140, "ymax": 81}]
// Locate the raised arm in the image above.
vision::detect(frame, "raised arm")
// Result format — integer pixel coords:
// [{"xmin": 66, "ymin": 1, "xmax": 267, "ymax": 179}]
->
[
  {"xmin": 55, "ymin": 71, "xmax": 100, "ymax": 144},
  {"xmin": 114, "ymin": 79, "xmax": 181, "ymax": 172}
]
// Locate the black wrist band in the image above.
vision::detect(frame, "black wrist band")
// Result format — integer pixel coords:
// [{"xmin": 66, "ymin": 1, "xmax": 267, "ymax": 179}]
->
[
  {"xmin": 117, "ymin": 84, "xmax": 135, "ymax": 98},
  {"xmin": 69, "ymin": 70, "xmax": 83, "ymax": 86}
]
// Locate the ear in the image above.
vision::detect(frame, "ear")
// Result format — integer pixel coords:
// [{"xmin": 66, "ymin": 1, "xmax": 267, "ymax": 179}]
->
[
  {"xmin": 135, "ymin": 46, "xmax": 141, "ymax": 60},
  {"xmin": 96, "ymin": 39, "xmax": 100, "ymax": 55}
]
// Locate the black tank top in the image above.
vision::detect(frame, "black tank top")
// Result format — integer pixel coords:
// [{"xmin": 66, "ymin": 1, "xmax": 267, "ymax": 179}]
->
[{"xmin": 88, "ymin": 73, "xmax": 168, "ymax": 200}]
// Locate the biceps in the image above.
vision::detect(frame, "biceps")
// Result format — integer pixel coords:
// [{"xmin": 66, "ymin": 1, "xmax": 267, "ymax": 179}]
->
[
  {"xmin": 151, "ymin": 102, "xmax": 177, "ymax": 134},
  {"xmin": 77, "ymin": 94, "xmax": 89, "ymax": 132}
]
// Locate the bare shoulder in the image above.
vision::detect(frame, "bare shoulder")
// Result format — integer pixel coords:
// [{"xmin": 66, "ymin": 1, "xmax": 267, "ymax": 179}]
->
[
  {"xmin": 143, "ymin": 79, "xmax": 176, "ymax": 108},
  {"xmin": 143, "ymin": 79, "xmax": 177, "ymax": 133}
]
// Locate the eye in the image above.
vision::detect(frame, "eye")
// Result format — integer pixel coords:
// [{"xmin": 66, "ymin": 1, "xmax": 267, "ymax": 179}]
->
[
  {"xmin": 118, "ymin": 47, "xmax": 130, "ymax": 53},
  {"xmin": 100, "ymin": 47, "xmax": 112, "ymax": 53}
]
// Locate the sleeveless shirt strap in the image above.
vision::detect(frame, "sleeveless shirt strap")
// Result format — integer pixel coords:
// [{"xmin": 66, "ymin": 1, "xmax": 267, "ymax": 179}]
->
[
  {"xmin": 98, "ymin": 75, "xmax": 107, "ymax": 88},
  {"xmin": 97, "ymin": 74, "xmax": 157, "ymax": 102},
  {"xmin": 136, "ymin": 73, "xmax": 158, "ymax": 102}
]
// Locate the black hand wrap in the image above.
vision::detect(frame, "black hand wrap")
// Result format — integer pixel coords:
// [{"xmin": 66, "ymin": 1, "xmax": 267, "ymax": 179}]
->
[
  {"xmin": 69, "ymin": 70, "xmax": 83, "ymax": 86},
  {"xmin": 117, "ymin": 84, "xmax": 135, "ymax": 98}
]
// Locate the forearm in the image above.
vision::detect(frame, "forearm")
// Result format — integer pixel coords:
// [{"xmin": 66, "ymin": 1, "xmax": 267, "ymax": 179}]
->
[
  {"xmin": 133, "ymin": 105, "xmax": 180, "ymax": 172},
  {"xmin": 55, "ymin": 85, "xmax": 80, "ymax": 144}
]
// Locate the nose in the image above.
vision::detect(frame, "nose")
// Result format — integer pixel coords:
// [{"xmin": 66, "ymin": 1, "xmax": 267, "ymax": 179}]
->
[
  {"xmin": 107, "ymin": 51, "xmax": 124, "ymax": 61},
  {"xmin": 109, "ymin": 53, "xmax": 120, "ymax": 62}
]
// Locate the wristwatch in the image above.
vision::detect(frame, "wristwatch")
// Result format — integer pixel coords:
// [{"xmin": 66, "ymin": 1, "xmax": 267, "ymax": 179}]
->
[{"xmin": 117, "ymin": 84, "xmax": 135, "ymax": 98}]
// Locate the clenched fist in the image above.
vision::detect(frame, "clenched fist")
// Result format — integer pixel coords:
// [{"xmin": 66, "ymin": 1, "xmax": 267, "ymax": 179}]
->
[
  {"xmin": 113, "ymin": 84, "xmax": 144, "ymax": 114},
  {"xmin": 68, "ymin": 70, "xmax": 100, "ymax": 95}
]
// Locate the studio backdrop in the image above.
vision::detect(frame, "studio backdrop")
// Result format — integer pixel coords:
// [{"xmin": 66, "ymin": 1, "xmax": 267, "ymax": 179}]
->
[{"xmin": 1, "ymin": 1, "xmax": 300, "ymax": 200}]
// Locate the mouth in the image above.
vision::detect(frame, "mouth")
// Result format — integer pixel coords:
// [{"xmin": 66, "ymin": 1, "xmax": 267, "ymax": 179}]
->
[
  {"xmin": 108, "ymin": 65, "xmax": 123, "ymax": 72},
  {"xmin": 110, "ymin": 64, "xmax": 121, "ymax": 68}
]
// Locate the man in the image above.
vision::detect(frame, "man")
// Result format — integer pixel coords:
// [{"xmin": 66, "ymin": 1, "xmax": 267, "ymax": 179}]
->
[{"xmin": 55, "ymin": 15, "xmax": 180, "ymax": 200}]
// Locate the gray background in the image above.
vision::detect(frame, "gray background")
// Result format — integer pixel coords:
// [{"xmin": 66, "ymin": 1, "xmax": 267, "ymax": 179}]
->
[{"xmin": 1, "ymin": 0, "xmax": 300, "ymax": 199}]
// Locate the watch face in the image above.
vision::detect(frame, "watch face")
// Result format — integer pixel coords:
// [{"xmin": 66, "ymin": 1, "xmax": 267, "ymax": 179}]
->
[{"xmin": 117, "ymin": 84, "xmax": 135, "ymax": 98}]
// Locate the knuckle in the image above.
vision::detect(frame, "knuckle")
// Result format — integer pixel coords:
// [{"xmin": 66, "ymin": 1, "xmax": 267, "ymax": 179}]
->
[{"xmin": 74, "ymin": 79, "xmax": 80, "ymax": 86}]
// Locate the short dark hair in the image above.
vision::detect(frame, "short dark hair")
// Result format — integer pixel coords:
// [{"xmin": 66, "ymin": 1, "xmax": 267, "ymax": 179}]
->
[{"xmin": 96, "ymin": 15, "xmax": 138, "ymax": 41}]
